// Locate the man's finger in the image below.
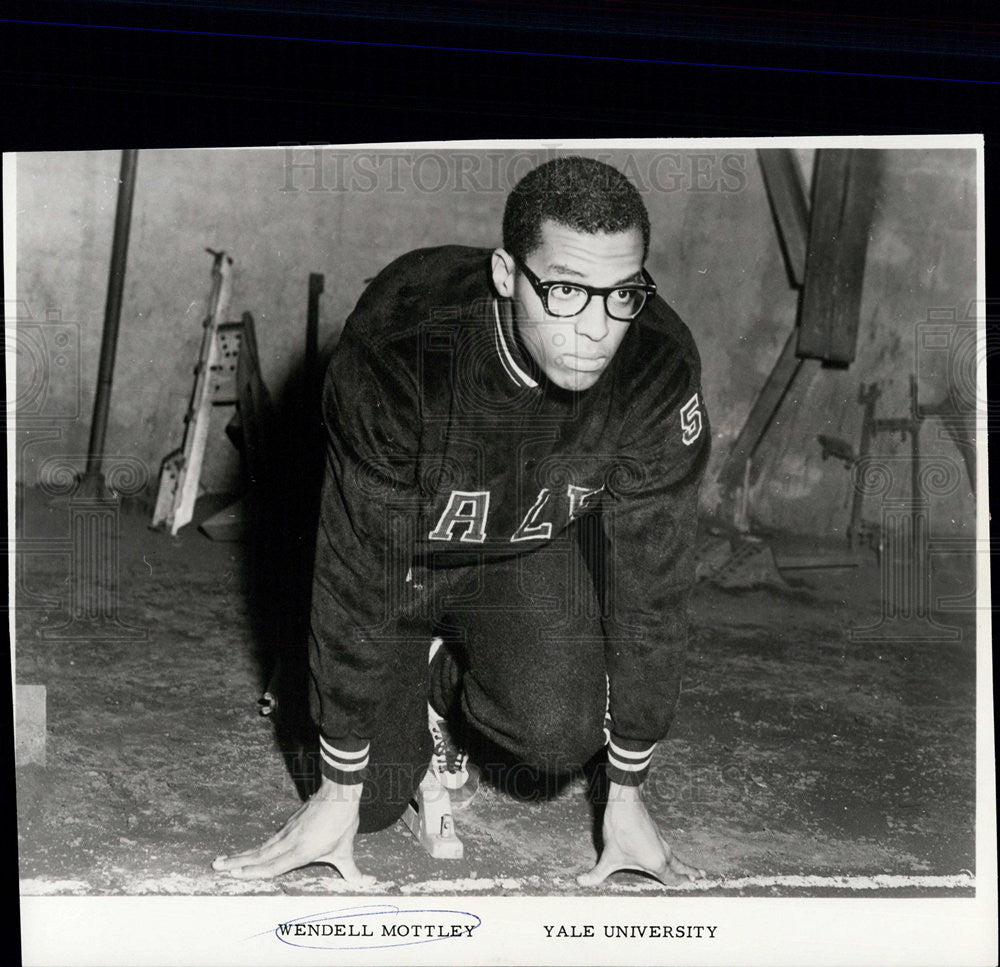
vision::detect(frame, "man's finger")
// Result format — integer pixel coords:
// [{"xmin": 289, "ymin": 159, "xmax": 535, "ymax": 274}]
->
[
  {"xmin": 213, "ymin": 850, "xmax": 272, "ymax": 872},
  {"xmin": 225, "ymin": 846, "xmax": 315, "ymax": 880},
  {"xmin": 667, "ymin": 855, "xmax": 705, "ymax": 882},
  {"xmin": 212, "ymin": 832, "xmax": 294, "ymax": 872},
  {"xmin": 213, "ymin": 848, "xmax": 272, "ymax": 871},
  {"xmin": 314, "ymin": 850, "xmax": 376, "ymax": 889},
  {"xmin": 659, "ymin": 835, "xmax": 705, "ymax": 881},
  {"xmin": 576, "ymin": 849, "xmax": 627, "ymax": 887}
]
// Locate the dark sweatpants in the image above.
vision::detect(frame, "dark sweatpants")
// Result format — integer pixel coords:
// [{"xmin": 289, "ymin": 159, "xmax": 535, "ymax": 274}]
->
[{"xmin": 358, "ymin": 520, "xmax": 608, "ymax": 833}]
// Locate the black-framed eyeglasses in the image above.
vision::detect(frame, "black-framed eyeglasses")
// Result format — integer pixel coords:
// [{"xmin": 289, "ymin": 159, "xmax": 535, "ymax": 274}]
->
[{"xmin": 513, "ymin": 256, "xmax": 656, "ymax": 321}]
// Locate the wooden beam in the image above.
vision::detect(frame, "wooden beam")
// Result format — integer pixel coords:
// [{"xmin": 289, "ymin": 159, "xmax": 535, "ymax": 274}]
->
[
  {"xmin": 234, "ymin": 311, "xmax": 272, "ymax": 490},
  {"xmin": 757, "ymin": 149, "xmax": 810, "ymax": 287},
  {"xmin": 718, "ymin": 328, "xmax": 803, "ymax": 495},
  {"xmin": 797, "ymin": 150, "xmax": 881, "ymax": 365}
]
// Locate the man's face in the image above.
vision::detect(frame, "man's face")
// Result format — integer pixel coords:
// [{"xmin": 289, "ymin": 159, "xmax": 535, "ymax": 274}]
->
[{"xmin": 493, "ymin": 220, "xmax": 645, "ymax": 392}]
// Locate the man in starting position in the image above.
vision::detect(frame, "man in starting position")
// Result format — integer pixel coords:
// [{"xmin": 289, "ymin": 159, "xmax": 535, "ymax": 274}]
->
[{"xmin": 214, "ymin": 156, "xmax": 710, "ymax": 887}]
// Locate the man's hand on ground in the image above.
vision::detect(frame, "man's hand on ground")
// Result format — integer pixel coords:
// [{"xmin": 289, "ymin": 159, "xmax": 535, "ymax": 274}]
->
[
  {"xmin": 577, "ymin": 781, "xmax": 705, "ymax": 887},
  {"xmin": 212, "ymin": 778, "xmax": 374, "ymax": 886}
]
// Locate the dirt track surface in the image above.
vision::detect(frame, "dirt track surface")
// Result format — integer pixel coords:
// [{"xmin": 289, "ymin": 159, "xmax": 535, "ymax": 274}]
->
[{"xmin": 15, "ymin": 489, "xmax": 978, "ymax": 896}]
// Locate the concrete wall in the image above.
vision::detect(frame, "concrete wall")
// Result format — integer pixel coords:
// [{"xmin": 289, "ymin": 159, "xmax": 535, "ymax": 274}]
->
[
  {"xmin": 747, "ymin": 149, "xmax": 978, "ymax": 542},
  {"xmin": 11, "ymin": 145, "xmax": 977, "ymax": 537}
]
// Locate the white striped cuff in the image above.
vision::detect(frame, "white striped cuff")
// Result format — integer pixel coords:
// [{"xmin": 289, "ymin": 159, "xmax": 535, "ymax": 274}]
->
[
  {"xmin": 606, "ymin": 735, "xmax": 656, "ymax": 787},
  {"xmin": 319, "ymin": 735, "xmax": 370, "ymax": 785}
]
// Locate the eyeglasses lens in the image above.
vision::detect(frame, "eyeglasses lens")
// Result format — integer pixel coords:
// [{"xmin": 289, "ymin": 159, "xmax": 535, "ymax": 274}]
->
[{"xmin": 545, "ymin": 285, "xmax": 647, "ymax": 320}]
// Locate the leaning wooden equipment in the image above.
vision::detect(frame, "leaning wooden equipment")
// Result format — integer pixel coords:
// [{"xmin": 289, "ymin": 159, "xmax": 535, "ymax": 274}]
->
[{"xmin": 152, "ymin": 250, "xmax": 272, "ymax": 537}]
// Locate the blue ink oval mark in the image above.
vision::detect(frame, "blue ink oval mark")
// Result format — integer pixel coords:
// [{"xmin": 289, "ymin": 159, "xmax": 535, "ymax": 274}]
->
[{"xmin": 269, "ymin": 904, "xmax": 482, "ymax": 951}]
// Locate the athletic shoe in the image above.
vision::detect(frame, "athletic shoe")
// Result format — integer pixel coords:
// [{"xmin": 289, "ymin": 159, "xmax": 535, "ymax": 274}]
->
[
  {"xmin": 427, "ymin": 703, "xmax": 480, "ymax": 809},
  {"xmin": 426, "ymin": 637, "xmax": 479, "ymax": 807},
  {"xmin": 428, "ymin": 702, "xmax": 470, "ymax": 789}
]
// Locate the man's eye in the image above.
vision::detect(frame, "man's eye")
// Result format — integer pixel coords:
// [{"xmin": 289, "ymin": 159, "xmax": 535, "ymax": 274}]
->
[
  {"xmin": 553, "ymin": 285, "xmax": 578, "ymax": 297},
  {"xmin": 611, "ymin": 288, "xmax": 635, "ymax": 303}
]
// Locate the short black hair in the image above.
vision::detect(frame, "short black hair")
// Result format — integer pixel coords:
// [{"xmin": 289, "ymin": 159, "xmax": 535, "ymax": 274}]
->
[{"xmin": 502, "ymin": 156, "xmax": 650, "ymax": 263}]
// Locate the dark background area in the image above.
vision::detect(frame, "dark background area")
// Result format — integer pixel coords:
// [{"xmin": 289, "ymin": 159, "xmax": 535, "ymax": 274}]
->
[
  {"xmin": 2, "ymin": 1, "xmax": 1000, "ymax": 148},
  {"xmin": 4, "ymin": 0, "xmax": 997, "ymax": 953}
]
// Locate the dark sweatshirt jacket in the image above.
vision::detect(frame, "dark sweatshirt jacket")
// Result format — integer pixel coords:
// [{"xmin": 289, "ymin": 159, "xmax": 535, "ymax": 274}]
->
[{"xmin": 309, "ymin": 245, "xmax": 710, "ymax": 787}]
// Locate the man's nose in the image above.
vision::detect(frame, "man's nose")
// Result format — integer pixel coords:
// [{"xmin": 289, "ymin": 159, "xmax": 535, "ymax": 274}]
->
[{"xmin": 573, "ymin": 297, "xmax": 609, "ymax": 342}]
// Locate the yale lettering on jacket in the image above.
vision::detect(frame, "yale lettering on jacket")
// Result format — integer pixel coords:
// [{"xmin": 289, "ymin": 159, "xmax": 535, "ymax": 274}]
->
[{"xmin": 427, "ymin": 484, "xmax": 604, "ymax": 543}]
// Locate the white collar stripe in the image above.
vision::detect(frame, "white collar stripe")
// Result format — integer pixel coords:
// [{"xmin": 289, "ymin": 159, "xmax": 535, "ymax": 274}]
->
[
  {"xmin": 493, "ymin": 308, "xmax": 522, "ymax": 387},
  {"xmin": 493, "ymin": 300, "xmax": 538, "ymax": 389}
]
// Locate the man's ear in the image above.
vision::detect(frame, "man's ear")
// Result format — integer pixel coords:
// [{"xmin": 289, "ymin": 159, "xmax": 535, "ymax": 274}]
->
[{"xmin": 491, "ymin": 248, "xmax": 516, "ymax": 299}]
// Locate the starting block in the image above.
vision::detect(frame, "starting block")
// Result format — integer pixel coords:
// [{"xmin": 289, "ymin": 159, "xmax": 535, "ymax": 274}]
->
[{"xmin": 402, "ymin": 769, "xmax": 464, "ymax": 860}]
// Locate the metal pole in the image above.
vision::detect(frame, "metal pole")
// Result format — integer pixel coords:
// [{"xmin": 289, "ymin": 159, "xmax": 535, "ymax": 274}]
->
[{"xmin": 81, "ymin": 148, "xmax": 138, "ymax": 491}]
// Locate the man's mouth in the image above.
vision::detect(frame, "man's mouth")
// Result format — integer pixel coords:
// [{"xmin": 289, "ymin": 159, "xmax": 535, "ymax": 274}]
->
[{"xmin": 561, "ymin": 353, "xmax": 606, "ymax": 373}]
